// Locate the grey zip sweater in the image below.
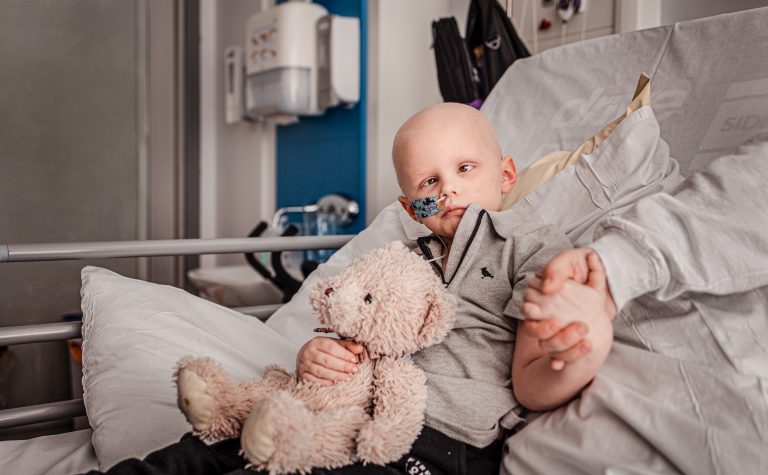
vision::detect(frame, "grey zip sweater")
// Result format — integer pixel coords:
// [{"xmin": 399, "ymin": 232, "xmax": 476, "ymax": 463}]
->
[{"xmin": 411, "ymin": 203, "xmax": 571, "ymax": 448}]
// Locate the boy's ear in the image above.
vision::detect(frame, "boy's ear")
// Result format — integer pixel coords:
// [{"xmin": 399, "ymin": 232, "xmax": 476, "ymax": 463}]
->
[
  {"xmin": 398, "ymin": 195, "xmax": 421, "ymax": 223},
  {"xmin": 501, "ymin": 156, "xmax": 517, "ymax": 194}
]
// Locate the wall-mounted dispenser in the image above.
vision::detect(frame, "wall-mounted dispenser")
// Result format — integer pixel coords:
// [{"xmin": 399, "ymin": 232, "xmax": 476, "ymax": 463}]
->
[
  {"xmin": 224, "ymin": 46, "xmax": 245, "ymax": 125},
  {"xmin": 229, "ymin": 0, "xmax": 359, "ymax": 122},
  {"xmin": 317, "ymin": 15, "xmax": 360, "ymax": 110}
]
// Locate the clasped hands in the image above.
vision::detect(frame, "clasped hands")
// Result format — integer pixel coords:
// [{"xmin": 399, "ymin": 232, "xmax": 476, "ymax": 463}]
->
[{"xmin": 521, "ymin": 248, "xmax": 618, "ymax": 371}]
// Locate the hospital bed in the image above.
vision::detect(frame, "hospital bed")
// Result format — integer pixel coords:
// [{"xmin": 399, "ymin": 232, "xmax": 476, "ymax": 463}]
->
[{"xmin": 2, "ymin": 6, "xmax": 768, "ymax": 474}]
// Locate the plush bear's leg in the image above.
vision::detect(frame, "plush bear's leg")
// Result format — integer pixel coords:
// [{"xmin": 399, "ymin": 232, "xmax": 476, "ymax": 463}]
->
[
  {"xmin": 241, "ymin": 390, "xmax": 369, "ymax": 474},
  {"xmin": 175, "ymin": 357, "xmax": 291, "ymax": 442}
]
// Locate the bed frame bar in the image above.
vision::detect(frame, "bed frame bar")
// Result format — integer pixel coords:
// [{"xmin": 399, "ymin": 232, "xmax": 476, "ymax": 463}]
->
[
  {"xmin": 0, "ymin": 399, "xmax": 86, "ymax": 429},
  {"xmin": 0, "ymin": 236, "xmax": 353, "ymax": 262},
  {"xmin": 0, "ymin": 235, "xmax": 354, "ymax": 430},
  {"xmin": 0, "ymin": 322, "xmax": 82, "ymax": 346}
]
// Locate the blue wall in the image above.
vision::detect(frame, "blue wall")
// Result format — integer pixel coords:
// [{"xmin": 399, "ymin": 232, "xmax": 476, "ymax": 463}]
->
[{"xmin": 275, "ymin": 0, "xmax": 366, "ymax": 234}]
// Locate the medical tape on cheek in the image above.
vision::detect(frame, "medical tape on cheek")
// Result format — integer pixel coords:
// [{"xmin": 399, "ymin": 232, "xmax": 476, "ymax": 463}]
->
[{"xmin": 411, "ymin": 194, "xmax": 447, "ymax": 218}]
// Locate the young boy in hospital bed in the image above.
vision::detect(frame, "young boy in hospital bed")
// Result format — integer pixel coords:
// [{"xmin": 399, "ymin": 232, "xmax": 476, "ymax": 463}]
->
[
  {"xmin": 85, "ymin": 103, "xmax": 615, "ymax": 475},
  {"xmin": 292, "ymin": 102, "xmax": 614, "ymax": 474}
]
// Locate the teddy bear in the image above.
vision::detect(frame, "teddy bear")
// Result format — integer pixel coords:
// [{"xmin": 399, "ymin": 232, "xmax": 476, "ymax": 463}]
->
[{"xmin": 174, "ymin": 241, "xmax": 456, "ymax": 474}]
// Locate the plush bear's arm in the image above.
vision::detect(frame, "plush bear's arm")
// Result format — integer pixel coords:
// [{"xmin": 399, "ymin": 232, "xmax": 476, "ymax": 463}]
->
[{"xmin": 356, "ymin": 357, "xmax": 427, "ymax": 465}]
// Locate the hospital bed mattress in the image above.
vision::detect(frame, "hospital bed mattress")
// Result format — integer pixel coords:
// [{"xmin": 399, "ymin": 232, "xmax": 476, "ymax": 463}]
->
[{"xmin": 0, "ymin": 428, "xmax": 98, "ymax": 474}]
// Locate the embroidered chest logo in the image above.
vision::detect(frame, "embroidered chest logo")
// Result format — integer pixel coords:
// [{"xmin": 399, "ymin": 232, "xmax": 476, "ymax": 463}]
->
[
  {"xmin": 406, "ymin": 456, "xmax": 432, "ymax": 475},
  {"xmin": 480, "ymin": 267, "xmax": 494, "ymax": 279}
]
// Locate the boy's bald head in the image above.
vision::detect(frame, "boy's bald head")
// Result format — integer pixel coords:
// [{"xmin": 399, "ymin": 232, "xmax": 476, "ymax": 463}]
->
[{"xmin": 392, "ymin": 103, "xmax": 502, "ymax": 188}]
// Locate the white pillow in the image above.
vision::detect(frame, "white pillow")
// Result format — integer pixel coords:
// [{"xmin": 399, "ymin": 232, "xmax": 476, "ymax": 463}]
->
[
  {"xmin": 80, "ymin": 266, "xmax": 300, "ymax": 470},
  {"xmin": 514, "ymin": 105, "xmax": 683, "ymax": 247}
]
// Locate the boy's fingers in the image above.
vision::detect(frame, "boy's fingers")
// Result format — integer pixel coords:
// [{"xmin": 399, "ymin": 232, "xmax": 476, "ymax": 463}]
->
[
  {"xmin": 320, "ymin": 339, "xmax": 361, "ymax": 363},
  {"xmin": 337, "ymin": 339, "xmax": 365, "ymax": 355},
  {"xmin": 520, "ymin": 318, "xmax": 562, "ymax": 339},
  {"xmin": 306, "ymin": 363, "xmax": 354, "ymax": 383},
  {"xmin": 549, "ymin": 339, "xmax": 593, "ymax": 363},
  {"xmin": 315, "ymin": 350, "xmax": 358, "ymax": 373},
  {"xmin": 539, "ymin": 322, "xmax": 589, "ymax": 354},
  {"xmin": 300, "ymin": 373, "xmax": 333, "ymax": 386},
  {"xmin": 550, "ymin": 358, "xmax": 565, "ymax": 371}
]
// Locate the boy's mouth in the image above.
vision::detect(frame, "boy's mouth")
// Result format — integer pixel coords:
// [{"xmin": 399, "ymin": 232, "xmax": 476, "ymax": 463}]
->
[{"xmin": 442, "ymin": 205, "xmax": 466, "ymax": 217}]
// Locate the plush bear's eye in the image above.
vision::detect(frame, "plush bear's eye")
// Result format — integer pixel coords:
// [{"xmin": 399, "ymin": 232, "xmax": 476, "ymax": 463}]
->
[{"xmin": 363, "ymin": 293, "xmax": 373, "ymax": 304}]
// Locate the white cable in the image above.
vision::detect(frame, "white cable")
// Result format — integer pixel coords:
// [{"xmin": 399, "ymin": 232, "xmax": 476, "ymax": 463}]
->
[
  {"xmin": 561, "ymin": 21, "xmax": 567, "ymax": 46},
  {"xmin": 424, "ymin": 234, "xmax": 448, "ymax": 264}
]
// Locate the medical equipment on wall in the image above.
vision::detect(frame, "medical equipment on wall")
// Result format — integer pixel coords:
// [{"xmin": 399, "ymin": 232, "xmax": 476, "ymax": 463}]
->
[
  {"xmin": 512, "ymin": 0, "xmax": 589, "ymax": 53},
  {"xmin": 244, "ymin": 194, "xmax": 359, "ymax": 302},
  {"xmin": 555, "ymin": 0, "xmax": 588, "ymax": 45},
  {"xmin": 225, "ymin": 1, "xmax": 360, "ymax": 124}
]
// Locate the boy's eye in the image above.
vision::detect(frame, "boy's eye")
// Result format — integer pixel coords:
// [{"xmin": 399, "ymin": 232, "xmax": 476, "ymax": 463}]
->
[
  {"xmin": 419, "ymin": 177, "xmax": 437, "ymax": 189},
  {"xmin": 459, "ymin": 164, "xmax": 475, "ymax": 173}
]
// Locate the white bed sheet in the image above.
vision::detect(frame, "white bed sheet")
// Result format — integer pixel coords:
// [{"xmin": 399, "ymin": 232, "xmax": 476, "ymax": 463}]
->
[{"xmin": 0, "ymin": 428, "xmax": 98, "ymax": 474}]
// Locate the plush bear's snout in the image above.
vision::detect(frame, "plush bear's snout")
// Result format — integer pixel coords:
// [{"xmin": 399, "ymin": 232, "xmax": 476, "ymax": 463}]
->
[{"xmin": 324, "ymin": 287, "xmax": 334, "ymax": 296}]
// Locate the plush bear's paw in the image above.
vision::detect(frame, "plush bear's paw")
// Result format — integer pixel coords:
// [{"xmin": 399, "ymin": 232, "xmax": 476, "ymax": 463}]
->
[
  {"xmin": 177, "ymin": 368, "xmax": 215, "ymax": 432},
  {"xmin": 240, "ymin": 398, "xmax": 277, "ymax": 465},
  {"xmin": 175, "ymin": 356, "xmax": 246, "ymax": 441},
  {"xmin": 241, "ymin": 391, "xmax": 315, "ymax": 474},
  {"xmin": 356, "ymin": 419, "xmax": 411, "ymax": 466}
]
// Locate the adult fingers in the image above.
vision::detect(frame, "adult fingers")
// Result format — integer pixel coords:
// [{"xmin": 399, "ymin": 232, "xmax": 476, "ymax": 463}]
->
[
  {"xmin": 585, "ymin": 251, "xmax": 607, "ymax": 293},
  {"xmin": 585, "ymin": 251, "xmax": 619, "ymax": 317},
  {"xmin": 521, "ymin": 302, "xmax": 544, "ymax": 320},
  {"xmin": 528, "ymin": 275, "xmax": 544, "ymax": 291},
  {"xmin": 538, "ymin": 321, "xmax": 589, "ymax": 354},
  {"xmin": 540, "ymin": 249, "xmax": 592, "ymax": 294},
  {"xmin": 523, "ymin": 285, "xmax": 545, "ymax": 304}
]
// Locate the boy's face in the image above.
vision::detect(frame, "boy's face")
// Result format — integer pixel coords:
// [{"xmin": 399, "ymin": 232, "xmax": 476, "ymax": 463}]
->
[{"xmin": 395, "ymin": 106, "xmax": 516, "ymax": 241}]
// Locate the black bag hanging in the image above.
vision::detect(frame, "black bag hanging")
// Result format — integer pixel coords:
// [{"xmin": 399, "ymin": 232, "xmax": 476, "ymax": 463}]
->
[
  {"xmin": 465, "ymin": 0, "xmax": 530, "ymax": 100},
  {"xmin": 431, "ymin": 17, "xmax": 480, "ymax": 105}
]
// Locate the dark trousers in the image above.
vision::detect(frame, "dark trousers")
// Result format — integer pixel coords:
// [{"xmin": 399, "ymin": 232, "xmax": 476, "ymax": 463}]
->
[{"xmin": 84, "ymin": 427, "xmax": 503, "ymax": 475}]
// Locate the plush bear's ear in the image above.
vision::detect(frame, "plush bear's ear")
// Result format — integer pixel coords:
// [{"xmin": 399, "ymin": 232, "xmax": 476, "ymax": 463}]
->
[{"xmin": 417, "ymin": 289, "xmax": 457, "ymax": 348}]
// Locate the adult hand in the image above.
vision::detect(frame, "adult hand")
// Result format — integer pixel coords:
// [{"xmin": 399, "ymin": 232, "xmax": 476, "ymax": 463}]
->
[
  {"xmin": 536, "ymin": 248, "xmax": 612, "ymax": 297},
  {"xmin": 535, "ymin": 248, "xmax": 617, "ymax": 315},
  {"xmin": 295, "ymin": 336, "xmax": 363, "ymax": 386},
  {"xmin": 522, "ymin": 250, "xmax": 617, "ymax": 370}
]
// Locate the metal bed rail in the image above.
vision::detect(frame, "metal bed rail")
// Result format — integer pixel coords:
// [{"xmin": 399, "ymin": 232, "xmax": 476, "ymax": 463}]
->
[
  {"xmin": 0, "ymin": 235, "xmax": 353, "ymax": 262},
  {"xmin": 0, "ymin": 235, "xmax": 354, "ymax": 429}
]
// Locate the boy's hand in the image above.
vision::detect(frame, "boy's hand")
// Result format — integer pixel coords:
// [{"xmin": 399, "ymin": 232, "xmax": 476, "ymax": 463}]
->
[
  {"xmin": 296, "ymin": 336, "xmax": 363, "ymax": 386},
  {"xmin": 522, "ymin": 249, "xmax": 617, "ymax": 370},
  {"xmin": 519, "ymin": 317, "xmax": 592, "ymax": 371}
]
